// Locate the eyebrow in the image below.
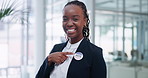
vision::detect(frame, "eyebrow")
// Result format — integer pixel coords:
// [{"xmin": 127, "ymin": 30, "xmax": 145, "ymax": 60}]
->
[
  {"xmin": 73, "ymin": 15, "xmax": 80, "ymax": 18},
  {"xmin": 63, "ymin": 15, "xmax": 80, "ymax": 18}
]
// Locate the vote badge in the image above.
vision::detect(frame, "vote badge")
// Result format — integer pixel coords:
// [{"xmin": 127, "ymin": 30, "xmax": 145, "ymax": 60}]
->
[{"xmin": 74, "ymin": 52, "xmax": 83, "ymax": 60}]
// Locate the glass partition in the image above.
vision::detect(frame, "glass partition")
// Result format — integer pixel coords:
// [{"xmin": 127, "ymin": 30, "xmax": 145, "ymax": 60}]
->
[{"xmin": 94, "ymin": 0, "xmax": 148, "ymax": 62}]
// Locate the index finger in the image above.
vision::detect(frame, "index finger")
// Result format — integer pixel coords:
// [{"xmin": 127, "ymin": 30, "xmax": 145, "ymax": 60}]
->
[{"xmin": 62, "ymin": 52, "xmax": 74, "ymax": 55}]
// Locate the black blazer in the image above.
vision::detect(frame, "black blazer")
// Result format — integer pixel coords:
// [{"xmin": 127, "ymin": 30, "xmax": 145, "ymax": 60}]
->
[{"xmin": 36, "ymin": 38, "xmax": 106, "ymax": 78}]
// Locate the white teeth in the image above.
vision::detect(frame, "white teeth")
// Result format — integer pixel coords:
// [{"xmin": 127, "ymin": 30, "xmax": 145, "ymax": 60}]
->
[{"xmin": 67, "ymin": 29, "xmax": 75, "ymax": 32}]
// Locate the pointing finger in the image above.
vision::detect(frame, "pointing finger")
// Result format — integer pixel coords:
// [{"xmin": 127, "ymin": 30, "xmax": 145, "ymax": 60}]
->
[{"xmin": 62, "ymin": 52, "xmax": 74, "ymax": 55}]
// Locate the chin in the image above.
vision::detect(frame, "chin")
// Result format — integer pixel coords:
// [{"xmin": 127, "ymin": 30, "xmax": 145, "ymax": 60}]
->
[
  {"xmin": 67, "ymin": 36, "xmax": 75, "ymax": 39},
  {"xmin": 67, "ymin": 35, "xmax": 76, "ymax": 39}
]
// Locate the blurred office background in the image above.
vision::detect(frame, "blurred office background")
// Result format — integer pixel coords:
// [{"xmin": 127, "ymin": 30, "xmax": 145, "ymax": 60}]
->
[{"xmin": 0, "ymin": 0, "xmax": 148, "ymax": 78}]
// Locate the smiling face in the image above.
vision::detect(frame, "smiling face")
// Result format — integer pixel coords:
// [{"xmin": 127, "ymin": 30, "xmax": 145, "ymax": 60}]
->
[{"xmin": 63, "ymin": 4, "xmax": 86, "ymax": 43}]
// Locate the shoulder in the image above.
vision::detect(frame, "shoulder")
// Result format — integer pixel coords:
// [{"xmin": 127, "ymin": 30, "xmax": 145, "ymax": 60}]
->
[
  {"xmin": 81, "ymin": 38, "xmax": 103, "ymax": 55},
  {"xmin": 54, "ymin": 42, "xmax": 66, "ymax": 48},
  {"xmin": 87, "ymin": 41, "xmax": 103, "ymax": 55},
  {"xmin": 89, "ymin": 42, "xmax": 102, "ymax": 51}
]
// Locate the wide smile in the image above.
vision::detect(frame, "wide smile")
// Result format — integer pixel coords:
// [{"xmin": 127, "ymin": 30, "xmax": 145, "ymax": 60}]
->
[{"xmin": 66, "ymin": 29, "xmax": 76, "ymax": 34}]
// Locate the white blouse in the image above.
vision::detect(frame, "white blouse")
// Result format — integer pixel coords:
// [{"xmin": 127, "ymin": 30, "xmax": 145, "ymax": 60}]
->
[{"xmin": 50, "ymin": 39, "xmax": 83, "ymax": 78}]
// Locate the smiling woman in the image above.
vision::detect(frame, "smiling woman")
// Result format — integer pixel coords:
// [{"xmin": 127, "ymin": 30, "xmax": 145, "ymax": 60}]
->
[{"xmin": 36, "ymin": 1, "xmax": 106, "ymax": 78}]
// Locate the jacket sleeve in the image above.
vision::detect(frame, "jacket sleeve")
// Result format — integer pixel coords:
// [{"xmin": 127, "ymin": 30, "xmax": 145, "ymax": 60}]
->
[
  {"xmin": 35, "ymin": 43, "xmax": 65, "ymax": 78},
  {"xmin": 35, "ymin": 57, "xmax": 55, "ymax": 78},
  {"xmin": 91, "ymin": 48, "xmax": 107, "ymax": 78},
  {"xmin": 35, "ymin": 44, "xmax": 58, "ymax": 78}
]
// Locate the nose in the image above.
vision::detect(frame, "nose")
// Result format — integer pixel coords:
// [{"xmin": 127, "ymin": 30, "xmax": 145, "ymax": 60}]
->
[{"xmin": 67, "ymin": 19, "xmax": 73, "ymax": 27}]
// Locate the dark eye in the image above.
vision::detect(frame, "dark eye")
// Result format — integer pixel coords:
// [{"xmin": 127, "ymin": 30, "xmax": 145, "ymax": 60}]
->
[
  {"xmin": 73, "ymin": 18, "xmax": 79, "ymax": 21},
  {"xmin": 63, "ymin": 17, "xmax": 68, "ymax": 22}
]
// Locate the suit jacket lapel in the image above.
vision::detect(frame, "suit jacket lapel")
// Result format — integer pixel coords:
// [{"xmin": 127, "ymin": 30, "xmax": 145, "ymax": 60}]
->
[{"xmin": 67, "ymin": 38, "xmax": 90, "ymax": 78}]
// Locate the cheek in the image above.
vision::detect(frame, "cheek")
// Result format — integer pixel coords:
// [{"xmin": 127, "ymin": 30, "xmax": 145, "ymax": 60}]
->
[
  {"xmin": 77, "ymin": 26, "xmax": 84, "ymax": 33},
  {"xmin": 78, "ymin": 22, "xmax": 85, "ymax": 31},
  {"xmin": 62, "ymin": 22, "xmax": 67, "ymax": 28},
  {"xmin": 81, "ymin": 26, "xmax": 84, "ymax": 32}
]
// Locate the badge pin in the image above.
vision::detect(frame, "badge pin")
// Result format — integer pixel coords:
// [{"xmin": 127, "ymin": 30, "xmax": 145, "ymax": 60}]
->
[{"xmin": 74, "ymin": 52, "xmax": 83, "ymax": 60}]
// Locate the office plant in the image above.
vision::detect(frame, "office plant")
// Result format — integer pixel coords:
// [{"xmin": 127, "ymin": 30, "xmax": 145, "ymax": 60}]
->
[{"xmin": 0, "ymin": 0, "xmax": 27, "ymax": 23}]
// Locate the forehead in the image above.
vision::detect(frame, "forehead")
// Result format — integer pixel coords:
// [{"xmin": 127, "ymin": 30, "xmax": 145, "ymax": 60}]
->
[{"xmin": 63, "ymin": 4, "xmax": 83, "ymax": 16}]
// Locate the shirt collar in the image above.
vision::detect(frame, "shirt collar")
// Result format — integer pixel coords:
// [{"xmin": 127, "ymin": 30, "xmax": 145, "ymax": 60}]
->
[{"xmin": 66, "ymin": 38, "xmax": 84, "ymax": 49}]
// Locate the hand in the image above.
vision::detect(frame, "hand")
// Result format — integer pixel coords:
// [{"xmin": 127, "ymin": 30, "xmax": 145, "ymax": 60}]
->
[{"xmin": 48, "ymin": 52, "xmax": 74, "ymax": 65}]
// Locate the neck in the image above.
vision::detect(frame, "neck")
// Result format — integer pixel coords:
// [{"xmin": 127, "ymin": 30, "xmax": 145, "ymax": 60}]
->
[{"xmin": 69, "ymin": 37, "xmax": 83, "ymax": 44}]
